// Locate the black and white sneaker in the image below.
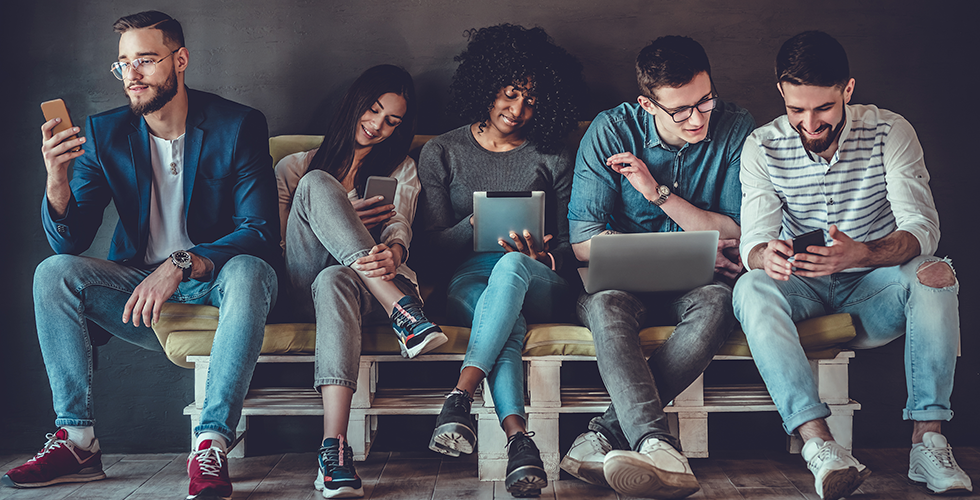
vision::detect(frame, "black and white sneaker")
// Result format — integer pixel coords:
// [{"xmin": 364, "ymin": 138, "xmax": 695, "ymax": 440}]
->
[
  {"xmin": 315, "ymin": 435, "xmax": 363, "ymax": 499},
  {"xmin": 505, "ymin": 432, "xmax": 548, "ymax": 497},
  {"xmin": 390, "ymin": 296, "xmax": 448, "ymax": 358},
  {"xmin": 429, "ymin": 389, "xmax": 477, "ymax": 457}
]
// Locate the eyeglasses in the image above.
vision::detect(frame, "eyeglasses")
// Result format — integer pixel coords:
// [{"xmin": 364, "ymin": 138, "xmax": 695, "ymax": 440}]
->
[
  {"xmin": 648, "ymin": 94, "xmax": 718, "ymax": 123},
  {"xmin": 110, "ymin": 48, "xmax": 180, "ymax": 80}
]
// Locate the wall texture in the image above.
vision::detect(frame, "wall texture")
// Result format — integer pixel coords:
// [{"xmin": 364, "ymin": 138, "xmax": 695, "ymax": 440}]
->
[{"xmin": 2, "ymin": 0, "xmax": 977, "ymax": 454}]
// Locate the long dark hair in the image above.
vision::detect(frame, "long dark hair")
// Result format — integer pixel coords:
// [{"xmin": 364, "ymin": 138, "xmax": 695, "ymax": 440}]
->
[{"xmin": 306, "ymin": 64, "xmax": 417, "ymax": 195}]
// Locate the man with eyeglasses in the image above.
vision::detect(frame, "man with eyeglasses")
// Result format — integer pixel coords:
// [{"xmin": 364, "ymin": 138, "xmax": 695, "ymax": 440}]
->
[
  {"xmin": 562, "ymin": 36, "xmax": 754, "ymax": 498},
  {"xmin": 734, "ymin": 31, "xmax": 972, "ymax": 498},
  {"xmin": 2, "ymin": 10, "xmax": 280, "ymax": 500}
]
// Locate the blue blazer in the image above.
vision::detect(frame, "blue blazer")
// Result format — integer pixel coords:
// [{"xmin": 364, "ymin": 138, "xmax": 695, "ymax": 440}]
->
[{"xmin": 41, "ymin": 89, "xmax": 281, "ymax": 278}]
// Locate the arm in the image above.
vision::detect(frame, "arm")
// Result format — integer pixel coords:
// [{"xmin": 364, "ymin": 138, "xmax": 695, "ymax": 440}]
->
[
  {"xmin": 417, "ymin": 139, "xmax": 475, "ymax": 257},
  {"xmin": 567, "ymin": 119, "xmax": 624, "ymax": 262},
  {"xmin": 187, "ymin": 110, "xmax": 280, "ymax": 279},
  {"xmin": 41, "ymin": 115, "xmax": 112, "ymax": 255},
  {"xmin": 608, "ymin": 152, "xmax": 739, "ymax": 239},
  {"xmin": 274, "ymin": 150, "xmax": 311, "ymax": 255}
]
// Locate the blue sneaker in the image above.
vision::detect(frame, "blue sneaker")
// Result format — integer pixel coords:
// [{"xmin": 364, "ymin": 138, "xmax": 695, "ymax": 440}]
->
[
  {"xmin": 315, "ymin": 435, "xmax": 363, "ymax": 499},
  {"xmin": 390, "ymin": 295, "xmax": 447, "ymax": 358}
]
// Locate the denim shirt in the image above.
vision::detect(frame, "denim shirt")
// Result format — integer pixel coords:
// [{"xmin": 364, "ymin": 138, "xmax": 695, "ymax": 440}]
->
[{"xmin": 568, "ymin": 100, "xmax": 755, "ymax": 243}]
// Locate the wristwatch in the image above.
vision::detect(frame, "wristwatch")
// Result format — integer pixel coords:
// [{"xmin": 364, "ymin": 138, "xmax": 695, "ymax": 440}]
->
[
  {"xmin": 170, "ymin": 250, "xmax": 193, "ymax": 282},
  {"xmin": 651, "ymin": 184, "xmax": 671, "ymax": 206}
]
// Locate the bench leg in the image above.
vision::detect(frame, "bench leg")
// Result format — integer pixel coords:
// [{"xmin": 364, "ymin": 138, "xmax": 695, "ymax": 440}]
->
[
  {"xmin": 227, "ymin": 416, "xmax": 248, "ymax": 458},
  {"xmin": 477, "ymin": 413, "xmax": 508, "ymax": 481},
  {"xmin": 347, "ymin": 410, "xmax": 375, "ymax": 461},
  {"xmin": 677, "ymin": 412, "xmax": 708, "ymax": 458},
  {"xmin": 528, "ymin": 413, "xmax": 559, "ymax": 480}
]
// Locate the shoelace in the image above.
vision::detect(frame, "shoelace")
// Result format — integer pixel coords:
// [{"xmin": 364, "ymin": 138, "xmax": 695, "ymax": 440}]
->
[
  {"xmin": 393, "ymin": 302, "xmax": 422, "ymax": 329},
  {"xmin": 191, "ymin": 446, "xmax": 224, "ymax": 477},
  {"xmin": 446, "ymin": 389, "xmax": 473, "ymax": 410},
  {"xmin": 321, "ymin": 441, "xmax": 355, "ymax": 474},
  {"xmin": 807, "ymin": 443, "xmax": 845, "ymax": 472},
  {"xmin": 28, "ymin": 433, "xmax": 68, "ymax": 463},
  {"xmin": 506, "ymin": 431, "xmax": 537, "ymax": 452},
  {"xmin": 924, "ymin": 445, "xmax": 956, "ymax": 470},
  {"xmin": 590, "ymin": 432, "xmax": 613, "ymax": 454}
]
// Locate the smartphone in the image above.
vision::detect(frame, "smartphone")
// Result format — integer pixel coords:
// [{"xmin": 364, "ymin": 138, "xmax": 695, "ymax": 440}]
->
[
  {"xmin": 41, "ymin": 98, "xmax": 81, "ymax": 153},
  {"xmin": 793, "ymin": 229, "xmax": 826, "ymax": 254},
  {"xmin": 364, "ymin": 176, "xmax": 398, "ymax": 207}
]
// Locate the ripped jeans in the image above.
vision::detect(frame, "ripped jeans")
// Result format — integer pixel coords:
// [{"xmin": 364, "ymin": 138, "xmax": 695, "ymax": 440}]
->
[{"xmin": 733, "ymin": 255, "xmax": 959, "ymax": 434}]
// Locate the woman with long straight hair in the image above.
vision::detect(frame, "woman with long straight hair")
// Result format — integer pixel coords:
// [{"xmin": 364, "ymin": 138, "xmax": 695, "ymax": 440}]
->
[{"xmin": 276, "ymin": 64, "xmax": 447, "ymax": 499}]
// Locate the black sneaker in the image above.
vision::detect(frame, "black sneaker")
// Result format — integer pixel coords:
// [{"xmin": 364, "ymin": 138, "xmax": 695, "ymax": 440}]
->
[
  {"xmin": 505, "ymin": 432, "xmax": 548, "ymax": 497},
  {"xmin": 315, "ymin": 435, "xmax": 363, "ymax": 499},
  {"xmin": 428, "ymin": 389, "xmax": 477, "ymax": 457},
  {"xmin": 390, "ymin": 296, "xmax": 448, "ymax": 358}
]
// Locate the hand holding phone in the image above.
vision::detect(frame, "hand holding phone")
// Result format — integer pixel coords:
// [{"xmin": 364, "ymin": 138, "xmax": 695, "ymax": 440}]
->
[
  {"xmin": 793, "ymin": 229, "xmax": 826, "ymax": 255},
  {"xmin": 364, "ymin": 176, "xmax": 398, "ymax": 207},
  {"xmin": 40, "ymin": 99, "xmax": 86, "ymax": 179}
]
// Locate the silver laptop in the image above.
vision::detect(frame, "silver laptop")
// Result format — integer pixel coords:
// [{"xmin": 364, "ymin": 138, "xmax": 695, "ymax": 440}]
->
[
  {"xmin": 578, "ymin": 231, "xmax": 719, "ymax": 294},
  {"xmin": 473, "ymin": 191, "xmax": 545, "ymax": 252}
]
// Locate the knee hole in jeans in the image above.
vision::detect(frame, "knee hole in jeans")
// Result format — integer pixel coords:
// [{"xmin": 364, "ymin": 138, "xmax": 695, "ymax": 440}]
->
[{"xmin": 916, "ymin": 260, "xmax": 955, "ymax": 288}]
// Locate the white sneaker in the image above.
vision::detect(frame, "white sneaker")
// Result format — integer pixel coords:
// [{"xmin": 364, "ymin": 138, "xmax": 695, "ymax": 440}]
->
[
  {"xmin": 801, "ymin": 438, "xmax": 870, "ymax": 499},
  {"xmin": 560, "ymin": 431, "xmax": 612, "ymax": 487},
  {"xmin": 908, "ymin": 432, "xmax": 973, "ymax": 494},
  {"xmin": 602, "ymin": 438, "xmax": 700, "ymax": 499}
]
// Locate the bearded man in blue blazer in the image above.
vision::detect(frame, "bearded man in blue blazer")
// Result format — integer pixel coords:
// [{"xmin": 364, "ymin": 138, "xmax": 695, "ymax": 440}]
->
[{"xmin": 3, "ymin": 11, "xmax": 280, "ymax": 500}]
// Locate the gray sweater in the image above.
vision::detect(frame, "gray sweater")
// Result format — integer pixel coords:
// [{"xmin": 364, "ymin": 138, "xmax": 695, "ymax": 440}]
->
[{"xmin": 417, "ymin": 125, "xmax": 573, "ymax": 272}]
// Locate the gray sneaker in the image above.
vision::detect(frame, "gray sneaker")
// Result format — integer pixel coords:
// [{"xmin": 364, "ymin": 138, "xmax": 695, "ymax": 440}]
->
[
  {"xmin": 560, "ymin": 431, "xmax": 612, "ymax": 487},
  {"xmin": 801, "ymin": 437, "xmax": 870, "ymax": 499},
  {"xmin": 908, "ymin": 432, "xmax": 973, "ymax": 494},
  {"xmin": 603, "ymin": 438, "xmax": 700, "ymax": 499}
]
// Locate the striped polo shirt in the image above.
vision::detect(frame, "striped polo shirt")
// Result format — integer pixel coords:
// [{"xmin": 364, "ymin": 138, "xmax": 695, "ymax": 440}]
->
[{"xmin": 739, "ymin": 104, "xmax": 940, "ymax": 271}]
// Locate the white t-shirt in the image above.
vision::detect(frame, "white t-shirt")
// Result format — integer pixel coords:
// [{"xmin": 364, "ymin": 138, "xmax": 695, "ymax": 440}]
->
[{"xmin": 144, "ymin": 133, "xmax": 194, "ymax": 265}]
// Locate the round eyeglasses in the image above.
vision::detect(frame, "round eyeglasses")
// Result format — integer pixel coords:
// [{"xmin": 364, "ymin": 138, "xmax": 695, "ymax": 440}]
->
[
  {"xmin": 649, "ymin": 95, "xmax": 718, "ymax": 123},
  {"xmin": 110, "ymin": 48, "xmax": 179, "ymax": 81}
]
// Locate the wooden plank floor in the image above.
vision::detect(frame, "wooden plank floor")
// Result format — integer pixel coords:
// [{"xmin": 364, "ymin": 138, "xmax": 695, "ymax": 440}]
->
[{"xmin": 0, "ymin": 447, "xmax": 977, "ymax": 499}]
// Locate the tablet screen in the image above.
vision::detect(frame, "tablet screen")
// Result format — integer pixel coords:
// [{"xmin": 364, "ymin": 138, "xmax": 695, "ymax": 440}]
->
[{"xmin": 472, "ymin": 191, "xmax": 545, "ymax": 252}]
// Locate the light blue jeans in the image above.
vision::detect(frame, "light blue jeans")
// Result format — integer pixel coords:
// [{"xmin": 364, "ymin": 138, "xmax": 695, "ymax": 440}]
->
[
  {"xmin": 284, "ymin": 170, "xmax": 419, "ymax": 391},
  {"xmin": 733, "ymin": 255, "xmax": 959, "ymax": 435},
  {"xmin": 447, "ymin": 252, "xmax": 572, "ymax": 425},
  {"xmin": 33, "ymin": 253, "xmax": 277, "ymax": 444}
]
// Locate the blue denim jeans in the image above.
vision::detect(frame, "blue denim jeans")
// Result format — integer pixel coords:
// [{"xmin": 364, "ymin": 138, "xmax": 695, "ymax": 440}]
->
[
  {"xmin": 733, "ymin": 255, "xmax": 959, "ymax": 435},
  {"xmin": 284, "ymin": 170, "xmax": 418, "ymax": 391},
  {"xmin": 33, "ymin": 253, "xmax": 277, "ymax": 444},
  {"xmin": 447, "ymin": 252, "xmax": 572, "ymax": 425},
  {"xmin": 577, "ymin": 283, "xmax": 735, "ymax": 451}
]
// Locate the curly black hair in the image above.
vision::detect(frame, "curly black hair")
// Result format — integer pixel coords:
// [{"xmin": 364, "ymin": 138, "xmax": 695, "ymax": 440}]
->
[{"xmin": 449, "ymin": 24, "xmax": 586, "ymax": 155}]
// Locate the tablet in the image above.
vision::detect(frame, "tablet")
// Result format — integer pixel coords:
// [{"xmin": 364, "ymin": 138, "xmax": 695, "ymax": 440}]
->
[{"xmin": 472, "ymin": 191, "xmax": 545, "ymax": 252}]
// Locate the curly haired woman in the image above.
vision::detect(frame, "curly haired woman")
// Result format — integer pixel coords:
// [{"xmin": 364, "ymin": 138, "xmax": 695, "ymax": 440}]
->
[{"xmin": 416, "ymin": 24, "xmax": 586, "ymax": 497}]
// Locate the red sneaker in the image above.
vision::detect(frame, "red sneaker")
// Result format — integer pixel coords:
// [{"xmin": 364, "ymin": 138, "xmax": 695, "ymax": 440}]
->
[
  {"xmin": 1, "ymin": 429, "xmax": 105, "ymax": 488},
  {"xmin": 186, "ymin": 440, "xmax": 232, "ymax": 500}
]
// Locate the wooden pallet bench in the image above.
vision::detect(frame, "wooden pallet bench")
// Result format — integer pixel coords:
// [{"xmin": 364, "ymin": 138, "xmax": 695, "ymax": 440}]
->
[{"xmin": 182, "ymin": 349, "xmax": 859, "ymax": 481}]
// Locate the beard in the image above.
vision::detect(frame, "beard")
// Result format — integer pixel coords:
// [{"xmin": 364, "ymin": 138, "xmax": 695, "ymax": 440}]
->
[
  {"xmin": 126, "ymin": 67, "xmax": 178, "ymax": 116},
  {"xmin": 796, "ymin": 110, "xmax": 846, "ymax": 154}
]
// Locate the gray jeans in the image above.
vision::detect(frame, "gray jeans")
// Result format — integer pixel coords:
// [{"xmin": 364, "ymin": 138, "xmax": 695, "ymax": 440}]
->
[
  {"xmin": 285, "ymin": 170, "xmax": 417, "ymax": 391},
  {"xmin": 576, "ymin": 282, "xmax": 735, "ymax": 451}
]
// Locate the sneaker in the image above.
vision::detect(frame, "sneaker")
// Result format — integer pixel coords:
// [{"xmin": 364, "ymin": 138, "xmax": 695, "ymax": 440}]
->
[
  {"xmin": 560, "ymin": 430, "xmax": 612, "ymax": 487},
  {"xmin": 801, "ymin": 437, "xmax": 871, "ymax": 499},
  {"xmin": 187, "ymin": 439, "xmax": 232, "ymax": 500},
  {"xmin": 390, "ymin": 295, "xmax": 448, "ymax": 358},
  {"xmin": 315, "ymin": 435, "xmax": 364, "ymax": 499},
  {"xmin": 603, "ymin": 438, "xmax": 700, "ymax": 499},
  {"xmin": 908, "ymin": 432, "xmax": 973, "ymax": 494},
  {"xmin": 429, "ymin": 389, "xmax": 477, "ymax": 457},
  {"xmin": 505, "ymin": 431, "xmax": 548, "ymax": 497},
  {"xmin": 1, "ymin": 429, "xmax": 105, "ymax": 488}
]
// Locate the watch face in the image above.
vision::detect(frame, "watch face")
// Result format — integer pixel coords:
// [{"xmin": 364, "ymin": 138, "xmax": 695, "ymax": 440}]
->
[
  {"xmin": 172, "ymin": 251, "xmax": 192, "ymax": 268},
  {"xmin": 658, "ymin": 185, "xmax": 671, "ymax": 196}
]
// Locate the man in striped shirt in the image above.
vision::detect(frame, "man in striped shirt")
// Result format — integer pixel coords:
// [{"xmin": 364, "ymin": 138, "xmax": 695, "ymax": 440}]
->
[{"xmin": 733, "ymin": 31, "xmax": 971, "ymax": 499}]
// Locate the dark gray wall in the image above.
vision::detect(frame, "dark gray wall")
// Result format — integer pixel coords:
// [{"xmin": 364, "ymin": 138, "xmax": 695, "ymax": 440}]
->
[{"xmin": 2, "ymin": 1, "xmax": 977, "ymax": 454}]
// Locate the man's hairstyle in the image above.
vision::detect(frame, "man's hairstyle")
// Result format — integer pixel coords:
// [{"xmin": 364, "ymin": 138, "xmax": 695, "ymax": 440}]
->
[
  {"xmin": 776, "ymin": 31, "xmax": 849, "ymax": 88},
  {"xmin": 449, "ymin": 24, "xmax": 586, "ymax": 155},
  {"xmin": 113, "ymin": 11, "xmax": 185, "ymax": 49},
  {"xmin": 635, "ymin": 36, "xmax": 711, "ymax": 100},
  {"xmin": 307, "ymin": 64, "xmax": 417, "ymax": 196}
]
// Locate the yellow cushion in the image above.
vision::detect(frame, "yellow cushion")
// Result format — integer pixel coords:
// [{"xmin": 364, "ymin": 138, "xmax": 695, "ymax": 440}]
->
[
  {"xmin": 523, "ymin": 313, "xmax": 856, "ymax": 360},
  {"xmin": 269, "ymin": 135, "xmax": 324, "ymax": 166},
  {"xmin": 166, "ymin": 324, "xmax": 316, "ymax": 368}
]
